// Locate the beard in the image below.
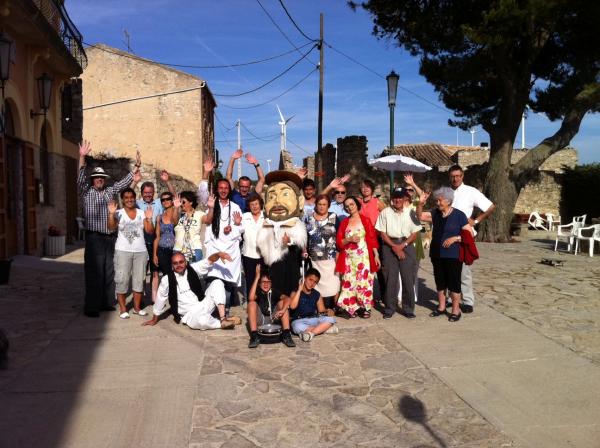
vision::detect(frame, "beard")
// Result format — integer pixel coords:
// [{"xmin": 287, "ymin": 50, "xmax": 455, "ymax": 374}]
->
[{"xmin": 265, "ymin": 205, "xmax": 302, "ymax": 222}]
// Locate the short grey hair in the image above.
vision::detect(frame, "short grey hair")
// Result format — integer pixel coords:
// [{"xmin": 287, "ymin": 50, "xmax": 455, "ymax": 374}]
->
[{"xmin": 433, "ymin": 187, "xmax": 454, "ymax": 204}]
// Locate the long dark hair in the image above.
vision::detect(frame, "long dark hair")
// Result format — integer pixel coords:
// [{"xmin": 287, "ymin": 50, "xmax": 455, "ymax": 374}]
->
[{"xmin": 211, "ymin": 179, "xmax": 232, "ymax": 238}]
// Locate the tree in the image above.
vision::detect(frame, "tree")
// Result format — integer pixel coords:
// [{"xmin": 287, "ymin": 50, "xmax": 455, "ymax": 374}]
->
[{"xmin": 351, "ymin": 0, "xmax": 600, "ymax": 241}]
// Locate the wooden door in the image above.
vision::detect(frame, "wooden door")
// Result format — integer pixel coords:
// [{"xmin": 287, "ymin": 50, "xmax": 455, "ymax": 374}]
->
[
  {"xmin": 24, "ymin": 143, "xmax": 37, "ymax": 254},
  {"xmin": 0, "ymin": 137, "xmax": 6, "ymax": 259}
]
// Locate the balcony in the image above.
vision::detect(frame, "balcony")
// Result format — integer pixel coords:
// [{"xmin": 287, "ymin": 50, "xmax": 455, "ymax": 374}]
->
[
  {"xmin": 31, "ymin": 0, "xmax": 87, "ymax": 69},
  {"xmin": 3, "ymin": 0, "xmax": 87, "ymax": 74}
]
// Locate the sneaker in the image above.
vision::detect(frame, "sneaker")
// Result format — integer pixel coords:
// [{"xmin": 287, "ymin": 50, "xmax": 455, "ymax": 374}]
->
[
  {"xmin": 383, "ymin": 312, "xmax": 394, "ymax": 320},
  {"xmin": 401, "ymin": 311, "xmax": 416, "ymax": 319},
  {"xmin": 300, "ymin": 332, "xmax": 314, "ymax": 342},
  {"xmin": 133, "ymin": 309, "xmax": 148, "ymax": 316},
  {"xmin": 119, "ymin": 312, "xmax": 130, "ymax": 319},
  {"xmin": 248, "ymin": 335, "xmax": 260, "ymax": 348},
  {"xmin": 325, "ymin": 325, "xmax": 339, "ymax": 335},
  {"xmin": 220, "ymin": 319, "xmax": 235, "ymax": 330},
  {"xmin": 281, "ymin": 332, "xmax": 296, "ymax": 347}
]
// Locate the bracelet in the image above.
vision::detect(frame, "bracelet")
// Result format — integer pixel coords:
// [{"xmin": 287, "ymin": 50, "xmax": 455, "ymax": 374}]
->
[{"xmin": 254, "ymin": 163, "xmax": 260, "ymax": 168}]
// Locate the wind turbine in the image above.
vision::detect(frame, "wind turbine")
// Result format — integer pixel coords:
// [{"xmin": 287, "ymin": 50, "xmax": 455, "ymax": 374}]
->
[{"xmin": 277, "ymin": 104, "xmax": 294, "ymax": 153}]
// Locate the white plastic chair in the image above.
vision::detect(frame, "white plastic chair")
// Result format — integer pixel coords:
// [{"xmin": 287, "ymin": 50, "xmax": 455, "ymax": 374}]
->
[
  {"xmin": 574, "ymin": 214, "xmax": 587, "ymax": 226},
  {"xmin": 554, "ymin": 219, "xmax": 583, "ymax": 252},
  {"xmin": 528, "ymin": 211, "xmax": 548, "ymax": 231},
  {"xmin": 76, "ymin": 217, "xmax": 86, "ymax": 241},
  {"xmin": 545, "ymin": 213, "xmax": 561, "ymax": 231},
  {"xmin": 574, "ymin": 224, "xmax": 600, "ymax": 257}
]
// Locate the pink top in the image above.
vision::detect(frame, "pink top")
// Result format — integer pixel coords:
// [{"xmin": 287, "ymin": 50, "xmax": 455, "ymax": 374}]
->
[{"xmin": 359, "ymin": 197, "xmax": 381, "ymax": 227}]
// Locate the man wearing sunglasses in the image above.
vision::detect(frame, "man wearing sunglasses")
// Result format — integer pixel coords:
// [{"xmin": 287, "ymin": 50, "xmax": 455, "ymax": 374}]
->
[{"xmin": 322, "ymin": 175, "xmax": 351, "ymax": 223}]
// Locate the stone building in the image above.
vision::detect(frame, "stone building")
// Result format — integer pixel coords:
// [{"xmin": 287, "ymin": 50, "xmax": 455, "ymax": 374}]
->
[
  {"xmin": 0, "ymin": 0, "xmax": 86, "ymax": 258},
  {"xmin": 384, "ymin": 143, "xmax": 577, "ymax": 216},
  {"xmin": 81, "ymin": 44, "xmax": 216, "ymax": 185}
]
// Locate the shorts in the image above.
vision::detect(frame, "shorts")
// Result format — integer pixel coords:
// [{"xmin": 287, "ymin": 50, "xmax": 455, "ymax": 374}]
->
[
  {"xmin": 291, "ymin": 316, "xmax": 336, "ymax": 334},
  {"xmin": 431, "ymin": 258, "xmax": 462, "ymax": 294},
  {"xmin": 114, "ymin": 250, "xmax": 148, "ymax": 294}
]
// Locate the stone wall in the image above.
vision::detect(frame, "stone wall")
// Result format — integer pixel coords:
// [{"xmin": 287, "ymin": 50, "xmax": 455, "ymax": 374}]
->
[
  {"xmin": 315, "ymin": 143, "xmax": 336, "ymax": 191},
  {"xmin": 303, "ymin": 156, "xmax": 315, "ymax": 181},
  {"xmin": 81, "ymin": 45, "xmax": 214, "ymax": 184},
  {"xmin": 455, "ymin": 148, "xmax": 577, "ymax": 173}
]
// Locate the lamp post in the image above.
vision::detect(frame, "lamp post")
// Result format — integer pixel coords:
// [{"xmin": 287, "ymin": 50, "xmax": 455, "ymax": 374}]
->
[
  {"xmin": 386, "ymin": 70, "xmax": 399, "ymax": 191},
  {"xmin": 30, "ymin": 73, "xmax": 53, "ymax": 119}
]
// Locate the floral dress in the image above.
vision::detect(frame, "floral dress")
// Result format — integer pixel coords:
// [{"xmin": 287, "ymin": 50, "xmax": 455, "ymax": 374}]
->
[{"xmin": 337, "ymin": 225, "xmax": 374, "ymax": 315}]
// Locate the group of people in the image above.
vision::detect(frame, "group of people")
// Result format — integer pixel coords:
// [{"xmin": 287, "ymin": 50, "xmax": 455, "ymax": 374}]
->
[{"xmin": 78, "ymin": 140, "xmax": 495, "ymax": 348}]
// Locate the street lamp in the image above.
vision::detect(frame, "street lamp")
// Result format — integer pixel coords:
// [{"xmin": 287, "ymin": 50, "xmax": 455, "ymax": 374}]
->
[
  {"xmin": 30, "ymin": 73, "xmax": 53, "ymax": 119},
  {"xmin": 386, "ymin": 70, "xmax": 399, "ymax": 190}
]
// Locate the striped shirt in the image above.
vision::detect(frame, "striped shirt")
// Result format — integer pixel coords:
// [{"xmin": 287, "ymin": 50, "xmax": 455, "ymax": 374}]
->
[{"xmin": 77, "ymin": 167, "xmax": 134, "ymax": 234}]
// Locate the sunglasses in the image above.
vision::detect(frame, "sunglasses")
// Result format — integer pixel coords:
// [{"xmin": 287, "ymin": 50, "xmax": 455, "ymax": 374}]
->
[
  {"xmin": 161, "ymin": 197, "xmax": 173, "ymax": 202},
  {"xmin": 334, "ymin": 190, "xmax": 346, "ymax": 195}
]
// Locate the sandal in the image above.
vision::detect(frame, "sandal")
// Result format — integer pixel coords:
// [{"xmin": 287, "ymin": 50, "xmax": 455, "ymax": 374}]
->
[
  {"xmin": 429, "ymin": 309, "xmax": 446, "ymax": 317},
  {"xmin": 361, "ymin": 311, "xmax": 371, "ymax": 319},
  {"xmin": 448, "ymin": 313, "xmax": 462, "ymax": 322}
]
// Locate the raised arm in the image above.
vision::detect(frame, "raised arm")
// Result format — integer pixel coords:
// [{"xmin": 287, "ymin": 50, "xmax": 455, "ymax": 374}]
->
[
  {"xmin": 201, "ymin": 195, "xmax": 215, "ymax": 224},
  {"xmin": 248, "ymin": 264, "xmax": 261, "ymax": 303},
  {"xmin": 321, "ymin": 174, "xmax": 350, "ymax": 196},
  {"xmin": 77, "ymin": 141, "xmax": 92, "ymax": 195},
  {"xmin": 288, "ymin": 279, "xmax": 304, "ymax": 310},
  {"xmin": 245, "ymin": 152, "xmax": 265, "ymax": 193},
  {"xmin": 114, "ymin": 150, "xmax": 139, "ymax": 192},
  {"xmin": 198, "ymin": 156, "xmax": 215, "ymax": 206},
  {"xmin": 403, "ymin": 172, "xmax": 424, "ymax": 197},
  {"xmin": 107, "ymin": 201, "xmax": 119, "ymax": 232},
  {"xmin": 160, "ymin": 170, "xmax": 176, "ymax": 196},
  {"xmin": 226, "ymin": 149, "xmax": 243, "ymax": 190},
  {"xmin": 416, "ymin": 191, "xmax": 432, "ymax": 222}
]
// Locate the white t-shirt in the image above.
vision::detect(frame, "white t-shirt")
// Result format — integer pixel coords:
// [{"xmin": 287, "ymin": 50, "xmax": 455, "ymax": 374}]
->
[
  {"xmin": 241, "ymin": 212, "xmax": 264, "ymax": 259},
  {"xmin": 452, "ymin": 183, "xmax": 493, "ymax": 218},
  {"xmin": 115, "ymin": 209, "xmax": 146, "ymax": 252}
]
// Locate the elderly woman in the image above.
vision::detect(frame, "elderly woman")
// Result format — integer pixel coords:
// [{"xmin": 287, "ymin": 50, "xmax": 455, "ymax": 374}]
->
[
  {"xmin": 418, "ymin": 188, "xmax": 470, "ymax": 322},
  {"xmin": 107, "ymin": 188, "xmax": 154, "ymax": 319},
  {"xmin": 241, "ymin": 192, "xmax": 265, "ymax": 299},
  {"xmin": 304, "ymin": 194, "xmax": 340, "ymax": 313},
  {"xmin": 336, "ymin": 196, "xmax": 380, "ymax": 318}
]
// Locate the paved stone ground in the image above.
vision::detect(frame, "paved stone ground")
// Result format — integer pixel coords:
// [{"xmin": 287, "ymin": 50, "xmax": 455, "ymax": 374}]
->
[
  {"xmin": 474, "ymin": 231, "xmax": 600, "ymax": 364},
  {"xmin": 1, "ymin": 233, "xmax": 598, "ymax": 447}
]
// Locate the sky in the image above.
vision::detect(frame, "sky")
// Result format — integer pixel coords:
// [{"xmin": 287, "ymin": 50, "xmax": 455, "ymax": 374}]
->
[{"xmin": 68, "ymin": 0, "xmax": 599, "ymax": 175}]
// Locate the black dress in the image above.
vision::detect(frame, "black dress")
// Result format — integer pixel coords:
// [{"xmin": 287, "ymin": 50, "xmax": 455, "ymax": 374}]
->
[{"xmin": 267, "ymin": 245, "xmax": 303, "ymax": 297}]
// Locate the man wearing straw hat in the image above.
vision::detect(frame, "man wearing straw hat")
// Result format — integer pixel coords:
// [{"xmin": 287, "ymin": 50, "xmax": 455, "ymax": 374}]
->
[{"xmin": 77, "ymin": 140, "xmax": 142, "ymax": 318}]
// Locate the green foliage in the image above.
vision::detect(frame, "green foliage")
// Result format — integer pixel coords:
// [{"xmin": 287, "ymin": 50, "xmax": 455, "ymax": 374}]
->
[{"xmin": 560, "ymin": 164, "xmax": 600, "ymax": 220}]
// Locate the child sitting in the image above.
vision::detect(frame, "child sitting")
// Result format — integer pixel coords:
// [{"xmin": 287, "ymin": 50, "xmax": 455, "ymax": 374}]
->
[
  {"xmin": 247, "ymin": 265, "xmax": 295, "ymax": 348},
  {"xmin": 289, "ymin": 268, "xmax": 338, "ymax": 342}
]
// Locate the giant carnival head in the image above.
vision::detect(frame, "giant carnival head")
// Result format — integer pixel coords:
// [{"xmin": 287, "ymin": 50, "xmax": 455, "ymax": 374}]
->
[{"xmin": 263, "ymin": 170, "xmax": 305, "ymax": 222}]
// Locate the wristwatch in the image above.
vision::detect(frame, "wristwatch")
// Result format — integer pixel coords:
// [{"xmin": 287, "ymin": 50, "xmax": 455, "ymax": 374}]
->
[{"xmin": 254, "ymin": 163, "xmax": 260, "ymax": 168}]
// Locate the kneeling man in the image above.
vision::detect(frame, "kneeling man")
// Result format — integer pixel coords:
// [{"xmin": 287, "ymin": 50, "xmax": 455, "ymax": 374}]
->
[
  {"xmin": 143, "ymin": 252, "xmax": 241, "ymax": 330},
  {"xmin": 247, "ymin": 265, "xmax": 295, "ymax": 348}
]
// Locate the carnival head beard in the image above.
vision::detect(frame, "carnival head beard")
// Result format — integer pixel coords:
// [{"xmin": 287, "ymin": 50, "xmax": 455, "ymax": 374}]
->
[{"xmin": 264, "ymin": 180, "xmax": 305, "ymax": 222}]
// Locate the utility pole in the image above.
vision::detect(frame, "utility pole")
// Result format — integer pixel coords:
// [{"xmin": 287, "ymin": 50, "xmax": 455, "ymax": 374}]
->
[
  {"xmin": 317, "ymin": 13, "xmax": 324, "ymax": 153},
  {"xmin": 237, "ymin": 119, "xmax": 242, "ymax": 179}
]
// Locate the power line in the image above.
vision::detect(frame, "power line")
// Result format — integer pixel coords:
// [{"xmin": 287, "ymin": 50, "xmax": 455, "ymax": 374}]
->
[
  {"xmin": 214, "ymin": 113, "xmax": 236, "ymax": 132},
  {"xmin": 213, "ymin": 43, "xmax": 316, "ymax": 97},
  {"xmin": 325, "ymin": 41, "xmax": 452, "ymax": 114},
  {"xmin": 83, "ymin": 84, "xmax": 205, "ymax": 111},
  {"xmin": 278, "ymin": 0, "xmax": 316, "ymax": 42},
  {"xmin": 255, "ymin": 0, "xmax": 317, "ymax": 66},
  {"xmin": 240, "ymin": 122, "xmax": 280, "ymax": 142},
  {"xmin": 287, "ymin": 137, "xmax": 314, "ymax": 156},
  {"xmin": 219, "ymin": 67, "xmax": 317, "ymax": 110},
  {"xmin": 83, "ymin": 41, "xmax": 314, "ymax": 69}
]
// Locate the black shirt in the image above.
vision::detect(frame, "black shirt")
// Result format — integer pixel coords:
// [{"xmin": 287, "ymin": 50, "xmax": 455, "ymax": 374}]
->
[{"xmin": 256, "ymin": 287, "xmax": 283, "ymax": 316}]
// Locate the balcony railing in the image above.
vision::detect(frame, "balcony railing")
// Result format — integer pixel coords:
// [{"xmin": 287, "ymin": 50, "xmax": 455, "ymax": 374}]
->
[{"xmin": 32, "ymin": 0, "xmax": 87, "ymax": 69}]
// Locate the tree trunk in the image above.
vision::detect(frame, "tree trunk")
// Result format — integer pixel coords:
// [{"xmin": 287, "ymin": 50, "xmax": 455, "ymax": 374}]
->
[{"xmin": 479, "ymin": 138, "xmax": 518, "ymax": 242}]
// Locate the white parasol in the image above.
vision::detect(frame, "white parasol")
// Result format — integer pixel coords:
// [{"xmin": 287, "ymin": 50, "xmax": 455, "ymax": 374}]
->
[{"xmin": 369, "ymin": 155, "xmax": 432, "ymax": 173}]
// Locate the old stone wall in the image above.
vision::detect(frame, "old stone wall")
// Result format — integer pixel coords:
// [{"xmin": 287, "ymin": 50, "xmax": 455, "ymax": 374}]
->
[
  {"xmin": 456, "ymin": 148, "xmax": 577, "ymax": 173},
  {"xmin": 37, "ymin": 153, "xmax": 67, "ymax": 255},
  {"xmin": 303, "ymin": 156, "xmax": 315, "ymax": 181},
  {"xmin": 315, "ymin": 143, "xmax": 336, "ymax": 191},
  {"xmin": 81, "ymin": 45, "xmax": 214, "ymax": 184}
]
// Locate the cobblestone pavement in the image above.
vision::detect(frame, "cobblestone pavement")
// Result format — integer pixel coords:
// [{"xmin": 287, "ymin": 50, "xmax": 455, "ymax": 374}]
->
[
  {"xmin": 5, "ymin": 233, "xmax": 600, "ymax": 447},
  {"xmin": 472, "ymin": 231, "xmax": 600, "ymax": 364}
]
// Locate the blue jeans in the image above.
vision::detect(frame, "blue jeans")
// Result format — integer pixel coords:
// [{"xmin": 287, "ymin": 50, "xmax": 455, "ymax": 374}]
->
[{"xmin": 292, "ymin": 316, "xmax": 336, "ymax": 334}]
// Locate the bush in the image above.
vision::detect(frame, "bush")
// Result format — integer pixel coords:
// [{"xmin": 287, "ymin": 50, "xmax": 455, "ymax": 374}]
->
[{"xmin": 560, "ymin": 163, "xmax": 600, "ymax": 221}]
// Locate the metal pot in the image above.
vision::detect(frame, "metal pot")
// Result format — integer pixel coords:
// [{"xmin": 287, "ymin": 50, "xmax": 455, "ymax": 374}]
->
[{"xmin": 258, "ymin": 323, "xmax": 282, "ymax": 344}]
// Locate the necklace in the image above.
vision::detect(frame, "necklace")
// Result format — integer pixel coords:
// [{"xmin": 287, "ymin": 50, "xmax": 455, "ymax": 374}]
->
[{"xmin": 442, "ymin": 207, "xmax": 453, "ymax": 218}]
